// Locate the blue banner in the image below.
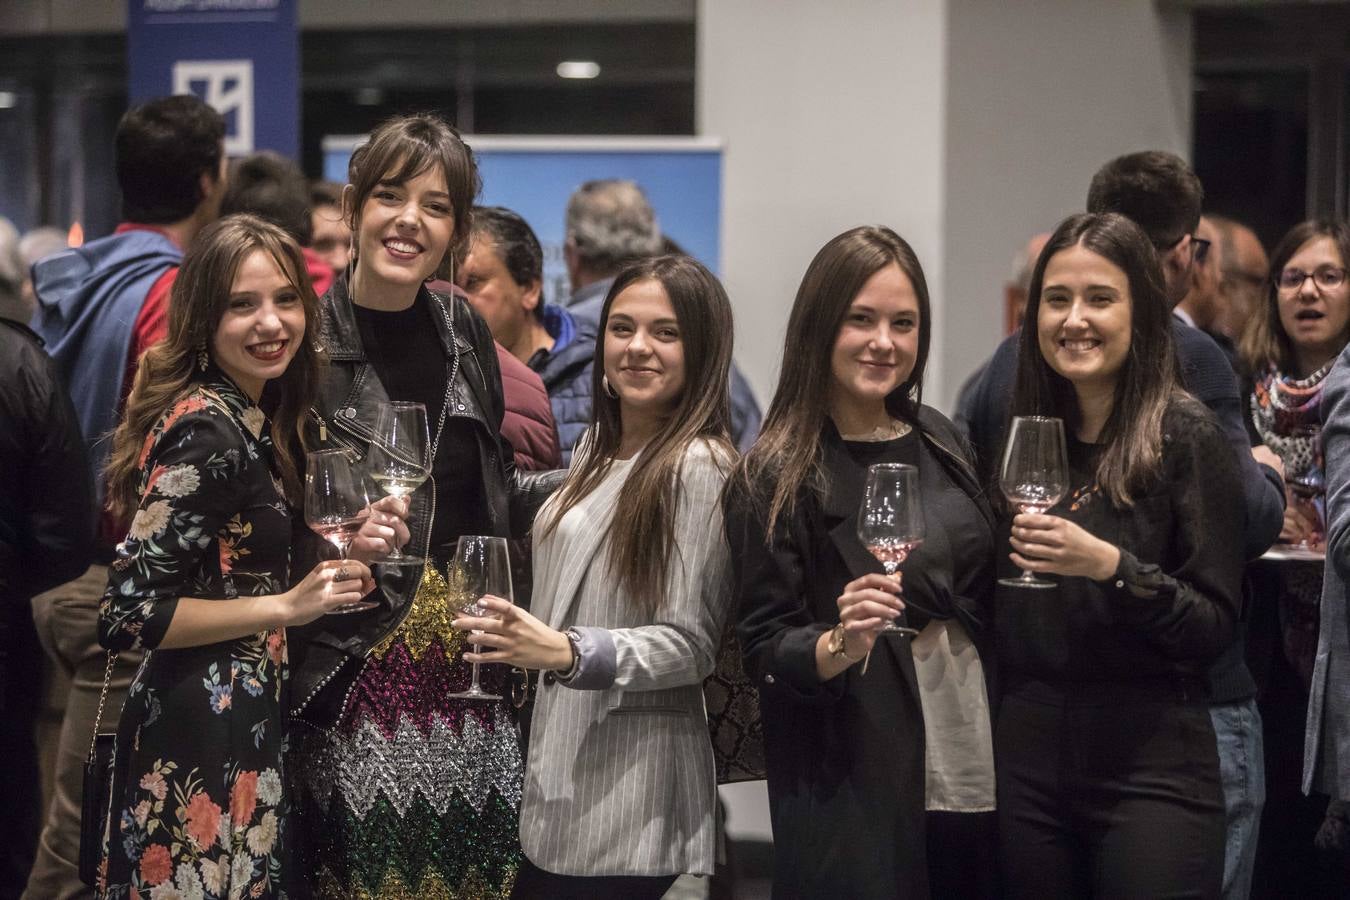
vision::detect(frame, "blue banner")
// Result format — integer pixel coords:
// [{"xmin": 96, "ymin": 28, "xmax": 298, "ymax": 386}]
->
[
  {"xmin": 127, "ymin": 0, "xmax": 298, "ymax": 158},
  {"xmin": 323, "ymin": 136, "xmax": 722, "ymax": 308}
]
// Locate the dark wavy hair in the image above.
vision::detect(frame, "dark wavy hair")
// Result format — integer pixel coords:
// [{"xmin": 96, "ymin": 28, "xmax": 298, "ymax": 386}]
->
[
  {"xmin": 1012, "ymin": 212, "xmax": 1182, "ymax": 507},
  {"xmin": 736, "ymin": 225, "xmax": 931, "ymax": 534},
  {"xmin": 540, "ymin": 254, "xmax": 734, "ymax": 611},
  {"xmin": 106, "ymin": 215, "xmax": 323, "ymax": 518}
]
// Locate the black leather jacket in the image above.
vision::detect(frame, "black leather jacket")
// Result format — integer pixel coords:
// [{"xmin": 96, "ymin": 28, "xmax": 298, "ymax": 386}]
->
[{"xmin": 289, "ymin": 278, "xmax": 563, "ymax": 727}]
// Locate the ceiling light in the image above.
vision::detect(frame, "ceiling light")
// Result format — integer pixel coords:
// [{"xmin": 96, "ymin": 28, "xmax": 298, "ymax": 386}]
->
[
  {"xmin": 0, "ymin": 92, "xmax": 16, "ymax": 109},
  {"xmin": 556, "ymin": 61, "xmax": 600, "ymax": 80}
]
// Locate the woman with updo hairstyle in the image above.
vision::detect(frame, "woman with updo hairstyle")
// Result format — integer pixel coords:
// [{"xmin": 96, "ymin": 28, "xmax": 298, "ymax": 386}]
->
[
  {"xmin": 995, "ymin": 212, "xmax": 1245, "ymax": 898},
  {"xmin": 97, "ymin": 215, "xmax": 388, "ymax": 898},
  {"xmin": 724, "ymin": 225, "xmax": 998, "ymax": 898},
  {"xmin": 1237, "ymin": 220, "xmax": 1350, "ymax": 895},
  {"xmin": 287, "ymin": 114, "xmax": 561, "ymax": 898}
]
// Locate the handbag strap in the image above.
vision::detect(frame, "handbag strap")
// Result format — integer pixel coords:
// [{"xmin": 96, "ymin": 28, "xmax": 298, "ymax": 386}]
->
[{"xmin": 86, "ymin": 651, "xmax": 118, "ymax": 764}]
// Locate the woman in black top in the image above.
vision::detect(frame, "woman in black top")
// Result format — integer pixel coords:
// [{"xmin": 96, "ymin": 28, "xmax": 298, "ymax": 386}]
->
[
  {"xmin": 288, "ymin": 114, "xmax": 560, "ymax": 898},
  {"xmin": 996, "ymin": 212, "xmax": 1245, "ymax": 899},
  {"xmin": 724, "ymin": 226, "xmax": 997, "ymax": 899}
]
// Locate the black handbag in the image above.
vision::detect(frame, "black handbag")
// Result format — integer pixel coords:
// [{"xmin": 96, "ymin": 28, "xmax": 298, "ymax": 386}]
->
[{"xmin": 78, "ymin": 652, "xmax": 118, "ymax": 886}]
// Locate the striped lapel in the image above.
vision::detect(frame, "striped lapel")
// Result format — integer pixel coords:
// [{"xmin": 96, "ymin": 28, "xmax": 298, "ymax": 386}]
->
[{"xmin": 542, "ymin": 460, "xmax": 632, "ymax": 629}]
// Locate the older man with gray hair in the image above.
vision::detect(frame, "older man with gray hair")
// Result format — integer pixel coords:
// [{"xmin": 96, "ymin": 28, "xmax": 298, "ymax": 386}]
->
[{"xmin": 560, "ymin": 178, "xmax": 762, "ymax": 451}]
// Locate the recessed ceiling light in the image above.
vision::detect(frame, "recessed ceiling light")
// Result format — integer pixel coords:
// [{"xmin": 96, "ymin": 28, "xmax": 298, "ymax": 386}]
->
[
  {"xmin": 556, "ymin": 61, "xmax": 600, "ymax": 80},
  {"xmin": 0, "ymin": 91, "xmax": 16, "ymax": 109}
]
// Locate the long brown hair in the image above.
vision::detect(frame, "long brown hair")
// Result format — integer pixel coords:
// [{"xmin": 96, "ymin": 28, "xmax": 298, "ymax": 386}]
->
[
  {"xmin": 540, "ymin": 255, "xmax": 734, "ymax": 611},
  {"xmin": 735, "ymin": 225, "xmax": 932, "ymax": 535},
  {"xmin": 344, "ymin": 113, "xmax": 481, "ymax": 280},
  {"xmin": 1239, "ymin": 218, "xmax": 1350, "ymax": 377},
  {"xmin": 106, "ymin": 214, "xmax": 323, "ymax": 519},
  {"xmin": 1012, "ymin": 212, "xmax": 1181, "ymax": 507}
]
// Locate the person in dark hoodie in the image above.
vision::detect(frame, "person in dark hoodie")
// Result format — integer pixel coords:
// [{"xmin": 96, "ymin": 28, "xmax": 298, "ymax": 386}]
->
[
  {"xmin": 25, "ymin": 94, "xmax": 226, "ymax": 900},
  {"xmin": 458, "ymin": 205, "xmax": 599, "ymax": 463}
]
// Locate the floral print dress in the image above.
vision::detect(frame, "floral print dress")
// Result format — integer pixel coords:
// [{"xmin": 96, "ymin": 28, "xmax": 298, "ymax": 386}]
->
[{"xmin": 98, "ymin": 370, "xmax": 294, "ymax": 899}]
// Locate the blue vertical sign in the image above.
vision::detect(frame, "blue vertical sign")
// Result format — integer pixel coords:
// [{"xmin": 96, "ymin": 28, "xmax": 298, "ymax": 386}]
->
[{"xmin": 127, "ymin": 0, "xmax": 298, "ymax": 159}]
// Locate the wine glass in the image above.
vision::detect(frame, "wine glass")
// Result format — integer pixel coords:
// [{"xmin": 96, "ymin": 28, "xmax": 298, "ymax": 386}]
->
[
  {"xmin": 1284, "ymin": 423, "xmax": 1324, "ymax": 550},
  {"xmin": 368, "ymin": 401, "xmax": 430, "ymax": 565},
  {"xmin": 856, "ymin": 463, "xmax": 926, "ymax": 637},
  {"xmin": 305, "ymin": 449, "xmax": 378, "ymax": 613},
  {"xmin": 998, "ymin": 415, "xmax": 1069, "ymax": 589},
  {"xmin": 448, "ymin": 535, "xmax": 513, "ymax": 701}
]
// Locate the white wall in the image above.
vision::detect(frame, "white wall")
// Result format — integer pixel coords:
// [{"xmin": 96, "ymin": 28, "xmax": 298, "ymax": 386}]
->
[
  {"xmin": 698, "ymin": 0, "xmax": 950, "ymax": 408},
  {"xmin": 940, "ymin": 0, "xmax": 1192, "ymax": 411}
]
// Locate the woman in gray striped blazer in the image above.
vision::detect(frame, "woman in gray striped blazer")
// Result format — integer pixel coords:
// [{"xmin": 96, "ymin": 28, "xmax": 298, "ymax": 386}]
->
[{"xmin": 455, "ymin": 253, "xmax": 737, "ymax": 899}]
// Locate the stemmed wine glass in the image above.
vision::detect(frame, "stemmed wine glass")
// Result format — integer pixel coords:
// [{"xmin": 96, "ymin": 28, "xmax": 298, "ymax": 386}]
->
[
  {"xmin": 305, "ymin": 449, "xmax": 379, "ymax": 613},
  {"xmin": 368, "ymin": 401, "xmax": 431, "ymax": 566},
  {"xmin": 1285, "ymin": 422, "xmax": 1324, "ymax": 550},
  {"xmin": 998, "ymin": 415, "xmax": 1068, "ymax": 589},
  {"xmin": 856, "ymin": 463, "xmax": 926, "ymax": 637},
  {"xmin": 448, "ymin": 535, "xmax": 513, "ymax": 701}
]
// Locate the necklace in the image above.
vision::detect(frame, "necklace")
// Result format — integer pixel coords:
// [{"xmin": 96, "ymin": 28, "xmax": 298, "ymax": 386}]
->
[{"xmin": 839, "ymin": 418, "xmax": 912, "ymax": 442}]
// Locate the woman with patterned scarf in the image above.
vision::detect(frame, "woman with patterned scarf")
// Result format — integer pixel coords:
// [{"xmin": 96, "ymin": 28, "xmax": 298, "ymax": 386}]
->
[{"xmin": 1239, "ymin": 219, "xmax": 1350, "ymax": 895}]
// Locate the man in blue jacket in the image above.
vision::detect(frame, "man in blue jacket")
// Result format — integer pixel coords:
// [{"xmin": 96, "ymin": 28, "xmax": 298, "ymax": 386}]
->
[
  {"xmin": 960, "ymin": 151, "xmax": 1284, "ymax": 900},
  {"xmin": 562, "ymin": 179, "xmax": 762, "ymax": 451}
]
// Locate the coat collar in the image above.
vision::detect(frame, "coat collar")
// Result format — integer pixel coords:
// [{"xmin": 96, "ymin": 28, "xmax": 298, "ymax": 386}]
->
[
  {"xmin": 319, "ymin": 274, "xmax": 473, "ymax": 362},
  {"xmin": 539, "ymin": 454, "xmax": 635, "ymax": 630}
]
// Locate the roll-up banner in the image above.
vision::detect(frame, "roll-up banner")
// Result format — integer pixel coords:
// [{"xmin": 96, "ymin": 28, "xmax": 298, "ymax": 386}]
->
[
  {"xmin": 127, "ymin": 0, "xmax": 299, "ymax": 159},
  {"xmin": 323, "ymin": 135, "xmax": 723, "ymax": 308}
]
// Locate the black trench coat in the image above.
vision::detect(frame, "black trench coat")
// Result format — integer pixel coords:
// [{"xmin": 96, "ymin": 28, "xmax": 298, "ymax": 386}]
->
[{"xmin": 723, "ymin": 406, "xmax": 994, "ymax": 900}]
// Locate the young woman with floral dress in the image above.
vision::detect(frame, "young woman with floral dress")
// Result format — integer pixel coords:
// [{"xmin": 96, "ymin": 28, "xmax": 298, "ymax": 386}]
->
[{"xmin": 96, "ymin": 215, "xmax": 405, "ymax": 899}]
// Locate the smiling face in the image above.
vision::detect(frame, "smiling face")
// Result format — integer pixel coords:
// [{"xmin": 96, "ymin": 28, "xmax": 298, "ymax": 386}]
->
[
  {"xmin": 1037, "ymin": 243, "xmax": 1133, "ymax": 394},
  {"xmin": 353, "ymin": 162, "xmax": 454, "ymax": 295},
  {"xmin": 828, "ymin": 262, "xmax": 920, "ymax": 423},
  {"xmin": 212, "ymin": 248, "xmax": 306, "ymax": 400},
  {"xmin": 602, "ymin": 278, "xmax": 686, "ymax": 421},
  {"xmin": 1277, "ymin": 235, "xmax": 1350, "ymax": 372}
]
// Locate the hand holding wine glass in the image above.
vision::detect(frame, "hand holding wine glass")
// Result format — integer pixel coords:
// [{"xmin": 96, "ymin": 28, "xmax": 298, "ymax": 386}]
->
[
  {"xmin": 369, "ymin": 401, "xmax": 431, "ymax": 565},
  {"xmin": 856, "ymin": 463, "xmax": 925, "ymax": 637},
  {"xmin": 999, "ymin": 416, "xmax": 1068, "ymax": 588},
  {"xmin": 305, "ymin": 449, "xmax": 379, "ymax": 613},
  {"xmin": 448, "ymin": 535, "xmax": 513, "ymax": 701}
]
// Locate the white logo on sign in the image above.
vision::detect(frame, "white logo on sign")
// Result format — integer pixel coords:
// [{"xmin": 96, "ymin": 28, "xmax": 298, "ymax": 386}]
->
[{"xmin": 172, "ymin": 59, "xmax": 253, "ymax": 155}]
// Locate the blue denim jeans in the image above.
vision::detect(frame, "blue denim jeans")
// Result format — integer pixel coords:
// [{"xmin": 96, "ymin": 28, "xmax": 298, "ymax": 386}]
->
[{"xmin": 1210, "ymin": 698, "xmax": 1265, "ymax": 900}]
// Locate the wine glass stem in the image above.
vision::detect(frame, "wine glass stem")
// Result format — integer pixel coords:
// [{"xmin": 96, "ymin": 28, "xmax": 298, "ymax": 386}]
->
[{"xmin": 469, "ymin": 645, "xmax": 482, "ymax": 691}]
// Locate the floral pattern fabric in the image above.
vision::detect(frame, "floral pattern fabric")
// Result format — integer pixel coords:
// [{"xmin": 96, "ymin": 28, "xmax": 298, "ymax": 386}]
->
[{"xmin": 98, "ymin": 372, "xmax": 295, "ymax": 899}]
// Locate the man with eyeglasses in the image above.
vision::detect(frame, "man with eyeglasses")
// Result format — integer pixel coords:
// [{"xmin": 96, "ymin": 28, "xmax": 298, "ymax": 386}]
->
[
  {"xmin": 1177, "ymin": 217, "xmax": 1237, "ymax": 366},
  {"xmin": 960, "ymin": 150, "xmax": 1286, "ymax": 900}
]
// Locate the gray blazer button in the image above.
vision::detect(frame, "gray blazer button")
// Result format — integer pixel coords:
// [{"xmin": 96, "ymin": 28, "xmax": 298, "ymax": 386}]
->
[{"xmin": 764, "ymin": 674, "xmax": 775, "ymax": 685}]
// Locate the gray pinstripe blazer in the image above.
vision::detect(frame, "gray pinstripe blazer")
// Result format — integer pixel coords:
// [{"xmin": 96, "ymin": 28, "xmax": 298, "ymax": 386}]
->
[{"xmin": 519, "ymin": 438, "xmax": 733, "ymax": 877}]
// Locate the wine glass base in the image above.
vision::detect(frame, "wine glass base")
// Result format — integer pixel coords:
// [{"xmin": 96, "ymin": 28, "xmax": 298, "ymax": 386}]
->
[
  {"xmin": 329, "ymin": 599, "xmax": 380, "ymax": 614},
  {"xmin": 998, "ymin": 576, "xmax": 1057, "ymax": 589},
  {"xmin": 447, "ymin": 688, "xmax": 502, "ymax": 701}
]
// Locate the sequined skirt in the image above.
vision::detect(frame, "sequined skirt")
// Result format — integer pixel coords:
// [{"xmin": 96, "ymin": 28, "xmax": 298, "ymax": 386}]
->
[{"xmin": 291, "ymin": 567, "xmax": 523, "ymax": 898}]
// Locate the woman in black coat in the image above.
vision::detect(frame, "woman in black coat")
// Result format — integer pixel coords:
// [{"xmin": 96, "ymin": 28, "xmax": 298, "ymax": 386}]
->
[{"xmin": 723, "ymin": 226, "xmax": 997, "ymax": 899}]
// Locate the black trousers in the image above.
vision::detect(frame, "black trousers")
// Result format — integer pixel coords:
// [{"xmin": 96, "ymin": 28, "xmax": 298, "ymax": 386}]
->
[
  {"xmin": 997, "ymin": 681, "xmax": 1226, "ymax": 900},
  {"xmin": 511, "ymin": 856, "xmax": 679, "ymax": 900}
]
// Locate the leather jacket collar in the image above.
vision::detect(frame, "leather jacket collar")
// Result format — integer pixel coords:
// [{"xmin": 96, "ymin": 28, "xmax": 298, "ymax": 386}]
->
[{"xmin": 319, "ymin": 274, "xmax": 473, "ymax": 362}]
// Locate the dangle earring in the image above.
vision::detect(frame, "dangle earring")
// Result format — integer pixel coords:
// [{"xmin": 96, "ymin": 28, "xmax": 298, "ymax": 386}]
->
[
  {"xmin": 602, "ymin": 374, "xmax": 618, "ymax": 399},
  {"xmin": 196, "ymin": 339, "xmax": 209, "ymax": 372}
]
